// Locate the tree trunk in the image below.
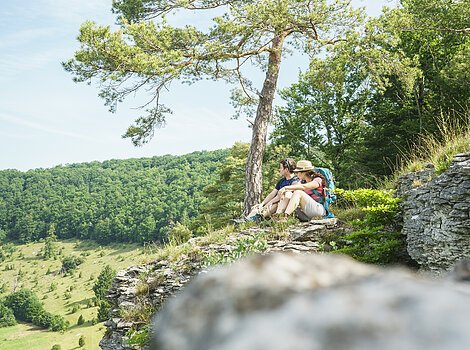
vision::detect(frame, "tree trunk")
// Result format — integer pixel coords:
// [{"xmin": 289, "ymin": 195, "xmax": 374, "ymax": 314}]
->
[{"xmin": 243, "ymin": 33, "xmax": 286, "ymax": 215}]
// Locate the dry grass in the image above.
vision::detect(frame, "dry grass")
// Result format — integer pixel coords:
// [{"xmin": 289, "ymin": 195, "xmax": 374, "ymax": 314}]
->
[{"xmin": 384, "ymin": 115, "xmax": 469, "ymax": 188}]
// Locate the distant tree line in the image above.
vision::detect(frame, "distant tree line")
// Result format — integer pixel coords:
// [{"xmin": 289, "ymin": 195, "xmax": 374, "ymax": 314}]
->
[{"xmin": 0, "ymin": 150, "xmax": 227, "ymax": 244}]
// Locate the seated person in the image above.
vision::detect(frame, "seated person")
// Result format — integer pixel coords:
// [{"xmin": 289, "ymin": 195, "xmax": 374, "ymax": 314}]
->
[
  {"xmin": 275, "ymin": 160, "xmax": 326, "ymax": 221},
  {"xmin": 245, "ymin": 158, "xmax": 299, "ymax": 221}
]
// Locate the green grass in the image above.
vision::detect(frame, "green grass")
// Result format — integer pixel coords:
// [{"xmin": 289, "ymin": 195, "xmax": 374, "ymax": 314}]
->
[
  {"xmin": 0, "ymin": 240, "xmax": 157, "ymax": 350},
  {"xmin": 385, "ymin": 118, "xmax": 470, "ymax": 188}
]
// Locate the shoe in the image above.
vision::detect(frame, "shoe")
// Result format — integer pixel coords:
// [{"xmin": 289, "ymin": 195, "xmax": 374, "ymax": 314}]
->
[
  {"xmin": 246, "ymin": 213, "xmax": 264, "ymax": 223},
  {"xmin": 231, "ymin": 218, "xmax": 247, "ymax": 224}
]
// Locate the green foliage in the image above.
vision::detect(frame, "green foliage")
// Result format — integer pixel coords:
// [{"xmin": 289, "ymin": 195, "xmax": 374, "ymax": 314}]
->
[
  {"xmin": 126, "ymin": 325, "xmax": 150, "ymax": 347},
  {"xmin": 336, "ymin": 188, "xmax": 400, "ymax": 227},
  {"xmin": 333, "ymin": 227, "xmax": 404, "ymax": 265},
  {"xmin": 197, "ymin": 143, "xmax": 248, "ymax": 230},
  {"xmin": 0, "ymin": 302, "xmax": 16, "ymax": 327},
  {"xmin": 167, "ymin": 223, "xmax": 192, "ymax": 246},
  {"xmin": 203, "ymin": 233, "xmax": 268, "ymax": 267},
  {"xmin": 272, "ymin": 0, "xmax": 469, "ymax": 186},
  {"xmin": 97, "ymin": 299, "xmax": 111, "ymax": 322},
  {"xmin": 65, "ymin": 0, "xmax": 363, "ymax": 145},
  {"xmin": 78, "ymin": 335, "xmax": 85, "ymax": 347},
  {"xmin": 77, "ymin": 314, "xmax": 85, "ymax": 325},
  {"xmin": 330, "ymin": 188, "xmax": 405, "ymax": 265},
  {"xmin": 4, "ymin": 289, "xmax": 68, "ymax": 331},
  {"xmin": 93, "ymin": 265, "xmax": 116, "ymax": 301},
  {"xmin": 0, "ymin": 150, "xmax": 227, "ymax": 245},
  {"xmin": 51, "ymin": 345, "xmax": 61, "ymax": 350},
  {"xmin": 43, "ymin": 224, "xmax": 58, "ymax": 260},
  {"xmin": 60, "ymin": 256, "xmax": 84, "ymax": 274},
  {"xmin": 4, "ymin": 289, "xmax": 43, "ymax": 322}
]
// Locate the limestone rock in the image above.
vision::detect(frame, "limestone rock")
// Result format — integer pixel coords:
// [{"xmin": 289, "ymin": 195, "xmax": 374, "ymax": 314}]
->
[
  {"xmin": 152, "ymin": 253, "xmax": 470, "ymax": 350},
  {"xmin": 398, "ymin": 153, "xmax": 470, "ymax": 271}
]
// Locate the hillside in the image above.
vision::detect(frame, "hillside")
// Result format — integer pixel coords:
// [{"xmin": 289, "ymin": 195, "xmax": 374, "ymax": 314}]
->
[
  {"xmin": 0, "ymin": 149, "xmax": 228, "ymax": 244},
  {"xmin": 0, "ymin": 239, "xmax": 159, "ymax": 350}
]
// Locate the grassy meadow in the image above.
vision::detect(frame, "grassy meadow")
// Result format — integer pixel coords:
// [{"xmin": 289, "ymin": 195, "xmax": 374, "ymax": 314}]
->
[{"xmin": 0, "ymin": 239, "xmax": 154, "ymax": 350}]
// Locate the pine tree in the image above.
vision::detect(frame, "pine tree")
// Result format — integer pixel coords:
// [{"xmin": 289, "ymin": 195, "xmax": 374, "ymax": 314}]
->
[
  {"xmin": 77, "ymin": 314, "xmax": 85, "ymax": 325},
  {"xmin": 43, "ymin": 224, "xmax": 58, "ymax": 260}
]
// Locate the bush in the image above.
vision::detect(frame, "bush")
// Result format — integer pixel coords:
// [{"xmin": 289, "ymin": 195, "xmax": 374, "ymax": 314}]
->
[
  {"xmin": 51, "ymin": 345, "xmax": 61, "ymax": 350},
  {"xmin": 127, "ymin": 326, "xmax": 150, "ymax": 347},
  {"xmin": 60, "ymin": 256, "xmax": 85, "ymax": 274},
  {"xmin": 4, "ymin": 289, "xmax": 68, "ymax": 331},
  {"xmin": 0, "ymin": 303, "xmax": 16, "ymax": 327},
  {"xmin": 71, "ymin": 304, "xmax": 80, "ymax": 314},
  {"xmin": 336, "ymin": 188, "xmax": 400, "ymax": 227},
  {"xmin": 77, "ymin": 314, "xmax": 85, "ymax": 325},
  {"xmin": 329, "ymin": 189, "xmax": 407, "ymax": 265},
  {"xmin": 167, "ymin": 223, "xmax": 192, "ymax": 245},
  {"xmin": 32, "ymin": 311, "xmax": 69, "ymax": 331},
  {"xmin": 79, "ymin": 335, "xmax": 86, "ymax": 347},
  {"xmin": 4, "ymin": 289, "xmax": 43, "ymax": 322}
]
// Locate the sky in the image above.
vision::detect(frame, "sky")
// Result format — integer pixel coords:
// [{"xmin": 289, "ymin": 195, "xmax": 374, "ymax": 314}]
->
[{"xmin": 0, "ymin": 0, "xmax": 397, "ymax": 171}]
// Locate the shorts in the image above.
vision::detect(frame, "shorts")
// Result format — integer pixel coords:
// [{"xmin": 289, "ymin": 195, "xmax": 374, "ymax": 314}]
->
[{"xmin": 299, "ymin": 195, "xmax": 325, "ymax": 220}]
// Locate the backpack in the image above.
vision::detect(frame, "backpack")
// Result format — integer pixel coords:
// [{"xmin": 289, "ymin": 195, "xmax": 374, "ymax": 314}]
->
[{"xmin": 312, "ymin": 167, "xmax": 336, "ymax": 218}]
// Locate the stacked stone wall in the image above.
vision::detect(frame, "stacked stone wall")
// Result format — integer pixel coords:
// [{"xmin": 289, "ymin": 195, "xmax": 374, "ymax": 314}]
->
[{"xmin": 398, "ymin": 153, "xmax": 470, "ymax": 271}]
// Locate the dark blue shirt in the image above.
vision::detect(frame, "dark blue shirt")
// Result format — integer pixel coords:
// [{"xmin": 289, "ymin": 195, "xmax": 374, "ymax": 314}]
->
[{"xmin": 275, "ymin": 176, "xmax": 300, "ymax": 191}]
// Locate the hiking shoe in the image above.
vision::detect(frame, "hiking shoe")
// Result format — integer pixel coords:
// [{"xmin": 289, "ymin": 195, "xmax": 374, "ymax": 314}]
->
[{"xmin": 246, "ymin": 213, "xmax": 264, "ymax": 223}]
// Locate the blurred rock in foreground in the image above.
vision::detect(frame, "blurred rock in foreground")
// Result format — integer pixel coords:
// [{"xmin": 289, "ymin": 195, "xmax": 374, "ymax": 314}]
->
[{"xmin": 152, "ymin": 253, "xmax": 470, "ymax": 350}]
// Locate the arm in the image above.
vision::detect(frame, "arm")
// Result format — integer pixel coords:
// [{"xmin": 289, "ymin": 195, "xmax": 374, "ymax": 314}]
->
[
  {"xmin": 278, "ymin": 178, "xmax": 320, "ymax": 195},
  {"xmin": 261, "ymin": 188, "xmax": 279, "ymax": 206}
]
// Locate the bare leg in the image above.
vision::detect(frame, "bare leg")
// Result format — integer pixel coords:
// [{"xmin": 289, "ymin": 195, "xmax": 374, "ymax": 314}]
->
[{"xmin": 262, "ymin": 203, "xmax": 278, "ymax": 218}]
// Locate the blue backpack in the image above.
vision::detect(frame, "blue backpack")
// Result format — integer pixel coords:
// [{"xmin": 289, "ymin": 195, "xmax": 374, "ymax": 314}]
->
[{"xmin": 313, "ymin": 167, "xmax": 336, "ymax": 218}]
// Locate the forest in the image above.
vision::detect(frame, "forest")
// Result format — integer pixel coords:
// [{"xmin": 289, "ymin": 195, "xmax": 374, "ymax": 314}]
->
[{"xmin": 0, "ymin": 150, "xmax": 227, "ymax": 244}]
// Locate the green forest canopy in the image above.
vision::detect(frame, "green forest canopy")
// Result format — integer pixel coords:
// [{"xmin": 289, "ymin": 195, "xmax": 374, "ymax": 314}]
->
[{"xmin": 0, "ymin": 150, "xmax": 227, "ymax": 244}]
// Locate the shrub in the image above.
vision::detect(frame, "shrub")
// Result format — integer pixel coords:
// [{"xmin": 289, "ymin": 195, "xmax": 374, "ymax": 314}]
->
[
  {"xmin": 79, "ymin": 335, "xmax": 85, "ymax": 347},
  {"xmin": 4, "ymin": 289, "xmax": 68, "ymax": 331},
  {"xmin": 4, "ymin": 289, "xmax": 43, "ymax": 322},
  {"xmin": 167, "ymin": 223, "xmax": 192, "ymax": 245},
  {"xmin": 126, "ymin": 326, "xmax": 150, "ymax": 347},
  {"xmin": 329, "ymin": 188, "xmax": 407, "ymax": 265},
  {"xmin": 51, "ymin": 345, "xmax": 61, "ymax": 350},
  {"xmin": 336, "ymin": 188, "xmax": 400, "ymax": 227},
  {"xmin": 71, "ymin": 304, "xmax": 80, "ymax": 314},
  {"xmin": 77, "ymin": 314, "xmax": 85, "ymax": 325},
  {"xmin": 0, "ymin": 303, "xmax": 16, "ymax": 327},
  {"xmin": 60, "ymin": 256, "xmax": 85, "ymax": 274}
]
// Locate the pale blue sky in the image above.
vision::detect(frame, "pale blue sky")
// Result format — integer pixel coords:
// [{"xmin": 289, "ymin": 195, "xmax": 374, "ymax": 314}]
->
[{"xmin": 0, "ymin": 0, "xmax": 397, "ymax": 171}]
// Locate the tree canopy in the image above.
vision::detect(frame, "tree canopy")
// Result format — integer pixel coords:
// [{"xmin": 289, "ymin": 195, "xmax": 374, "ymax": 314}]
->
[
  {"xmin": 0, "ymin": 150, "xmax": 227, "ymax": 244},
  {"xmin": 271, "ymin": 0, "xmax": 469, "ymax": 186},
  {"xmin": 64, "ymin": 0, "xmax": 364, "ymax": 213}
]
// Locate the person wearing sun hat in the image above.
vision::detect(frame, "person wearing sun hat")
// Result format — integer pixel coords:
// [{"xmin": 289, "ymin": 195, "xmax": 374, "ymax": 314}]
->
[{"xmin": 275, "ymin": 160, "xmax": 326, "ymax": 221}]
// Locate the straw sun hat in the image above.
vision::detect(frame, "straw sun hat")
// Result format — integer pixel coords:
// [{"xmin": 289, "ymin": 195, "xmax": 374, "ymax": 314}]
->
[{"xmin": 293, "ymin": 160, "xmax": 314, "ymax": 172}]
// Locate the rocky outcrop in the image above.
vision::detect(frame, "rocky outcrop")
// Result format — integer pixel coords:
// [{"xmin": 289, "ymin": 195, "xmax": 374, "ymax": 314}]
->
[
  {"xmin": 100, "ymin": 219, "xmax": 341, "ymax": 350},
  {"xmin": 398, "ymin": 153, "xmax": 470, "ymax": 272},
  {"xmin": 152, "ymin": 253, "xmax": 470, "ymax": 350}
]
